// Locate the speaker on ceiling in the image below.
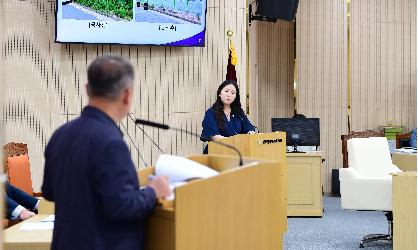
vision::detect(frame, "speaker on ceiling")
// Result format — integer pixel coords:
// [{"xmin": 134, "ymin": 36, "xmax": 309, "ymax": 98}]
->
[{"xmin": 256, "ymin": 0, "xmax": 300, "ymax": 21}]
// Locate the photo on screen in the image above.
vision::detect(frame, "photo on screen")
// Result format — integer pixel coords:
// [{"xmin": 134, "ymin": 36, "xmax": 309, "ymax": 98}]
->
[
  {"xmin": 62, "ymin": 0, "xmax": 133, "ymax": 21},
  {"xmin": 135, "ymin": 0, "xmax": 203, "ymax": 24},
  {"xmin": 56, "ymin": 0, "xmax": 207, "ymax": 46}
]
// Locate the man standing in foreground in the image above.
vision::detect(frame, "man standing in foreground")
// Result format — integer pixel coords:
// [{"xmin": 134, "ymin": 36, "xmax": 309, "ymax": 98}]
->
[{"xmin": 42, "ymin": 55, "xmax": 170, "ymax": 250}]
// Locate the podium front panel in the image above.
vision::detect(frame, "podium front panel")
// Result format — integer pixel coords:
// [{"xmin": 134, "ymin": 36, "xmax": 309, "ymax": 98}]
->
[{"xmin": 208, "ymin": 133, "xmax": 288, "ymax": 224}]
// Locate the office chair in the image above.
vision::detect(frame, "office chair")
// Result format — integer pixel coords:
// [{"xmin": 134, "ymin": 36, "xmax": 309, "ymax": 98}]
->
[
  {"xmin": 3, "ymin": 142, "xmax": 34, "ymax": 195},
  {"xmin": 339, "ymin": 137, "xmax": 402, "ymax": 248},
  {"xmin": 341, "ymin": 130, "xmax": 384, "ymax": 168}
]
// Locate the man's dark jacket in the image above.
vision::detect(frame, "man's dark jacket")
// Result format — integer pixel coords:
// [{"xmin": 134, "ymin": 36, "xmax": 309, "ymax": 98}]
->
[{"xmin": 42, "ymin": 106, "xmax": 156, "ymax": 250}]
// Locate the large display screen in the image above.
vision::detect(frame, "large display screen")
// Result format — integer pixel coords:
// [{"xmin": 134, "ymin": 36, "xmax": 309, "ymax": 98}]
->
[{"xmin": 55, "ymin": 0, "xmax": 207, "ymax": 46}]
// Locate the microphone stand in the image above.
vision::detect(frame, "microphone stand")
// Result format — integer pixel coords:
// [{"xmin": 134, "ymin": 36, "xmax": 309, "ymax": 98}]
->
[
  {"xmin": 135, "ymin": 119, "xmax": 244, "ymax": 166},
  {"xmin": 119, "ymin": 120, "xmax": 149, "ymax": 167},
  {"xmin": 127, "ymin": 114, "xmax": 165, "ymax": 154}
]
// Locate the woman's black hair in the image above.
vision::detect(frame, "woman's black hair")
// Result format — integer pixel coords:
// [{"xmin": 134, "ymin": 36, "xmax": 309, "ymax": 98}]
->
[{"xmin": 211, "ymin": 80, "xmax": 245, "ymax": 132}]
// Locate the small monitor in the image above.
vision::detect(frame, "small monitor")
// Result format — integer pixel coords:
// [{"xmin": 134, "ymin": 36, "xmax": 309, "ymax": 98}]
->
[{"xmin": 271, "ymin": 117, "xmax": 320, "ymax": 151}]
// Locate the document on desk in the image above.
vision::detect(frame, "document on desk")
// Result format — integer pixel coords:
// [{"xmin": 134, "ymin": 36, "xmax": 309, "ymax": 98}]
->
[
  {"xmin": 395, "ymin": 148, "xmax": 417, "ymax": 154},
  {"xmin": 20, "ymin": 222, "xmax": 54, "ymax": 231},
  {"xmin": 155, "ymin": 154, "xmax": 219, "ymax": 183},
  {"xmin": 41, "ymin": 215, "xmax": 55, "ymax": 222}
]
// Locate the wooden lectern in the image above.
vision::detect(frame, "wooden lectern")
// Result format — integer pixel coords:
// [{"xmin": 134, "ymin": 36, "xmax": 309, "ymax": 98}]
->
[
  {"xmin": 139, "ymin": 154, "xmax": 287, "ymax": 250},
  {"xmin": 208, "ymin": 132, "xmax": 286, "ymax": 163},
  {"xmin": 208, "ymin": 132, "xmax": 287, "ymax": 219}
]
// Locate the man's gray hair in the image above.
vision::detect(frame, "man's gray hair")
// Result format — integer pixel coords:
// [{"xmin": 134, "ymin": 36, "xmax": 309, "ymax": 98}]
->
[{"xmin": 87, "ymin": 55, "xmax": 134, "ymax": 100}]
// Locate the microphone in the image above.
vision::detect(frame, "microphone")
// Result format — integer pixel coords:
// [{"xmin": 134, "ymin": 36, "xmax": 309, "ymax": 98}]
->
[
  {"xmin": 253, "ymin": 126, "xmax": 260, "ymax": 133},
  {"xmin": 135, "ymin": 119, "xmax": 169, "ymax": 130},
  {"xmin": 135, "ymin": 119, "xmax": 244, "ymax": 166},
  {"xmin": 237, "ymin": 114, "xmax": 258, "ymax": 133}
]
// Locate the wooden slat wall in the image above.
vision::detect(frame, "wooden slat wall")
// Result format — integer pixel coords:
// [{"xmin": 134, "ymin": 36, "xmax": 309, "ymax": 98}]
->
[
  {"xmin": 248, "ymin": 21, "xmax": 294, "ymax": 132},
  {"xmin": 0, "ymin": 5, "xmax": 4, "ymax": 174},
  {"xmin": 296, "ymin": 0, "xmax": 348, "ymax": 193},
  {"xmin": 350, "ymin": 0, "xmax": 417, "ymax": 132},
  {"xmin": 0, "ymin": 0, "xmax": 247, "ymax": 191}
]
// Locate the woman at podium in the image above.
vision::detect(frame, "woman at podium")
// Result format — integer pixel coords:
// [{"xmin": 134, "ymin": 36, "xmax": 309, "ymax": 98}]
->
[{"xmin": 201, "ymin": 80, "xmax": 255, "ymax": 153}]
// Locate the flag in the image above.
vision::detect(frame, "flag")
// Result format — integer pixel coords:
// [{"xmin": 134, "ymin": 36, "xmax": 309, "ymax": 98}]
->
[{"xmin": 226, "ymin": 38, "xmax": 237, "ymax": 81}]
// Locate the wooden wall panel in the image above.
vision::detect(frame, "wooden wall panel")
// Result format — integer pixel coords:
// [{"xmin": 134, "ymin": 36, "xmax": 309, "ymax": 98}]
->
[
  {"xmin": 0, "ymin": 2, "xmax": 5, "ymax": 174},
  {"xmin": 350, "ymin": 0, "xmax": 417, "ymax": 132},
  {"xmin": 296, "ymin": 0, "xmax": 348, "ymax": 193},
  {"xmin": 0, "ymin": 0, "xmax": 247, "ymax": 191},
  {"xmin": 248, "ymin": 21, "xmax": 294, "ymax": 133}
]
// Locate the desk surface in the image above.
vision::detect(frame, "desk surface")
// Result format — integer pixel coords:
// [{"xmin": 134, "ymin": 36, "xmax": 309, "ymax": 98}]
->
[
  {"xmin": 392, "ymin": 152, "xmax": 417, "ymax": 171},
  {"xmin": 4, "ymin": 215, "xmax": 52, "ymax": 249},
  {"xmin": 286, "ymin": 151, "xmax": 323, "ymax": 157}
]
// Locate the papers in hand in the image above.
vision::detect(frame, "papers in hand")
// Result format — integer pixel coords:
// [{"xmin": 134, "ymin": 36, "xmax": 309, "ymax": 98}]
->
[
  {"xmin": 155, "ymin": 154, "xmax": 219, "ymax": 183},
  {"xmin": 165, "ymin": 182, "xmax": 187, "ymax": 201},
  {"xmin": 155, "ymin": 154, "xmax": 219, "ymax": 201},
  {"xmin": 20, "ymin": 222, "xmax": 54, "ymax": 231}
]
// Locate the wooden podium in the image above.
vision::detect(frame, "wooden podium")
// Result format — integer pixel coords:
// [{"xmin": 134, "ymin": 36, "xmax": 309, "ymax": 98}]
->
[
  {"xmin": 139, "ymin": 154, "xmax": 287, "ymax": 250},
  {"xmin": 208, "ymin": 132, "xmax": 287, "ymax": 217},
  {"xmin": 208, "ymin": 132, "xmax": 286, "ymax": 163}
]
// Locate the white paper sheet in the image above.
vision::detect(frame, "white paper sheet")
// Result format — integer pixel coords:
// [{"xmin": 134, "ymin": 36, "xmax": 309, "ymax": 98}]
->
[
  {"xmin": 41, "ymin": 215, "xmax": 55, "ymax": 222},
  {"xmin": 395, "ymin": 147, "xmax": 417, "ymax": 154},
  {"xmin": 155, "ymin": 154, "xmax": 219, "ymax": 183},
  {"xmin": 20, "ymin": 222, "xmax": 54, "ymax": 231}
]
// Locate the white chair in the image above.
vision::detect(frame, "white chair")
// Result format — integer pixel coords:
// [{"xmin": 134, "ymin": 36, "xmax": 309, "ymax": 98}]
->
[{"xmin": 339, "ymin": 137, "xmax": 402, "ymax": 248}]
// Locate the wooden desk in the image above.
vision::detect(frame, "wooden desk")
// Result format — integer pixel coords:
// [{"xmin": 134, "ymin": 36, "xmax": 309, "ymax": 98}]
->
[
  {"xmin": 37, "ymin": 198, "xmax": 55, "ymax": 214},
  {"xmin": 286, "ymin": 152, "xmax": 323, "ymax": 216},
  {"xmin": 392, "ymin": 152, "xmax": 417, "ymax": 171},
  {"xmin": 4, "ymin": 215, "xmax": 52, "ymax": 250},
  {"xmin": 392, "ymin": 171, "xmax": 417, "ymax": 250}
]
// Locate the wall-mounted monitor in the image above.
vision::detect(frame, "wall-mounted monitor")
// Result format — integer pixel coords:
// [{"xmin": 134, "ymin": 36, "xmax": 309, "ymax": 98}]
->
[{"xmin": 55, "ymin": 0, "xmax": 207, "ymax": 46}]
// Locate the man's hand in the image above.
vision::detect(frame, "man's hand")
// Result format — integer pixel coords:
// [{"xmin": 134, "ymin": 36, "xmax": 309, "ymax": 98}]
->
[
  {"xmin": 147, "ymin": 176, "xmax": 171, "ymax": 199},
  {"xmin": 19, "ymin": 209, "xmax": 36, "ymax": 220}
]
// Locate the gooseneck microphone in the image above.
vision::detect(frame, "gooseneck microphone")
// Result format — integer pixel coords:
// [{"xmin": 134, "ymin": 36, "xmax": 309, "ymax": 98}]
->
[
  {"xmin": 134, "ymin": 118, "xmax": 244, "ymax": 166},
  {"xmin": 253, "ymin": 125, "xmax": 260, "ymax": 134},
  {"xmin": 135, "ymin": 119, "xmax": 169, "ymax": 130},
  {"xmin": 200, "ymin": 135, "xmax": 244, "ymax": 166},
  {"xmin": 128, "ymin": 114, "xmax": 165, "ymax": 154}
]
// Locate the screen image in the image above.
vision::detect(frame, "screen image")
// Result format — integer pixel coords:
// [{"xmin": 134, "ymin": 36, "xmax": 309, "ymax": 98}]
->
[
  {"xmin": 271, "ymin": 117, "xmax": 320, "ymax": 147},
  {"xmin": 56, "ymin": 0, "xmax": 207, "ymax": 46}
]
